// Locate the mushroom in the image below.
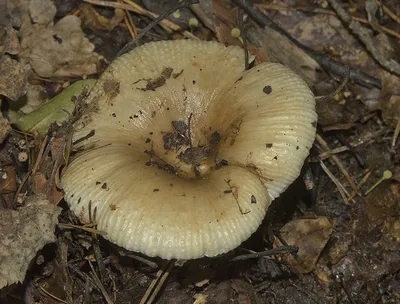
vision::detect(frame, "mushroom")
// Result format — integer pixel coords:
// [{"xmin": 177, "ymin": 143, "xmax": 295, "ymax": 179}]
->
[{"xmin": 62, "ymin": 40, "xmax": 317, "ymax": 259}]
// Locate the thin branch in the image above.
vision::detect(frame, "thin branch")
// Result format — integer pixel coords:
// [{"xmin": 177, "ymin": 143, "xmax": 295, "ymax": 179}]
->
[
  {"xmin": 140, "ymin": 260, "xmax": 175, "ymax": 304},
  {"xmin": 230, "ymin": 246, "xmax": 298, "ymax": 262},
  {"xmin": 115, "ymin": 0, "xmax": 199, "ymax": 57},
  {"xmin": 319, "ymin": 160, "xmax": 349, "ymax": 205}
]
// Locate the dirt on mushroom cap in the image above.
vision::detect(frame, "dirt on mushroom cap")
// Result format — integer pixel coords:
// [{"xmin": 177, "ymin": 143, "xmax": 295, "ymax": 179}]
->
[{"xmin": 62, "ymin": 40, "xmax": 316, "ymax": 259}]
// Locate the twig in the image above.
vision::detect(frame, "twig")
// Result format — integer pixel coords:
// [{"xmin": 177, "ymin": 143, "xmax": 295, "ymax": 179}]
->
[
  {"xmin": 327, "ymin": 0, "xmax": 400, "ymax": 76},
  {"xmin": 84, "ymin": 0, "xmax": 199, "ymax": 58},
  {"xmin": 84, "ymin": 276, "xmax": 91, "ymax": 304},
  {"xmin": 123, "ymin": 0, "xmax": 199, "ymax": 38},
  {"xmin": 88, "ymin": 260, "xmax": 114, "ymax": 304},
  {"xmin": 315, "ymin": 134, "xmax": 357, "ymax": 191},
  {"xmin": 238, "ymin": 9, "xmax": 250, "ymax": 70},
  {"xmin": 58, "ymin": 223, "xmax": 107, "ymax": 235},
  {"xmin": 39, "ymin": 285, "xmax": 67, "ymax": 304},
  {"xmin": 124, "ymin": 15, "xmax": 136, "ymax": 38},
  {"xmin": 376, "ymin": 1, "xmax": 400, "ymax": 25},
  {"xmin": 335, "ymin": 133, "xmax": 367, "ymax": 168},
  {"xmin": 32, "ymin": 134, "xmax": 48, "ymax": 174},
  {"xmin": 391, "ymin": 119, "xmax": 400, "ymax": 149},
  {"xmin": 85, "ymin": 0, "xmax": 191, "ymax": 37},
  {"xmin": 230, "ymin": 246, "xmax": 298, "ymax": 262},
  {"xmin": 119, "ymin": 252, "xmax": 158, "ymax": 269},
  {"xmin": 140, "ymin": 260, "xmax": 175, "ymax": 304},
  {"xmin": 231, "ymin": 0, "xmax": 382, "ymax": 89},
  {"xmin": 315, "ymin": 66, "xmax": 349, "ymax": 102},
  {"xmin": 347, "ymin": 169, "xmax": 372, "ymax": 201},
  {"xmin": 319, "ymin": 160, "xmax": 349, "ymax": 204}
]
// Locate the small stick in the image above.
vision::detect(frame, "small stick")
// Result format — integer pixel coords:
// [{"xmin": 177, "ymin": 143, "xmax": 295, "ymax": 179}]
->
[
  {"xmin": 365, "ymin": 170, "xmax": 392, "ymax": 195},
  {"xmin": 238, "ymin": 9, "xmax": 250, "ymax": 70},
  {"xmin": 121, "ymin": 253, "xmax": 158, "ymax": 269},
  {"xmin": 39, "ymin": 285, "xmax": 68, "ymax": 304},
  {"xmin": 315, "ymin": 66, "xmax": 349, "ymax": 102},
  {"xmin": 316, "ymin": 134, "xmax": 357, "ymax": 191},
  {"xmin": 140, "ymin": 260, "xmax": 175, "ymax": 304},
  {"xmin": 391, "ymin": 119, "xmax": 400, "ymax": 149},
  {"xmin": 319, "ymin": 160, "xmax": 350, "ymax": 205},
  {"xmin": 187, "ymin": 113, "xmax": 193, "ymax": 149},
  {"xmin": 124, "ymin": 15, "xmax": 136, "ymax": 38},
  {"xmin": 230, "ymin": 246, "xmax": 298, "ymax": 262},
  {"xmin": 376, "ymin": 1, "xmax": 400, "ymax": 25},
  {"xmin": 58, "ymin": 223, "xmax": 107, "ymax": 235},
  {"xmin": 347, "ymin": 169, "xmax": 372, "ymax": 201},
  {"xmin": 88, "ymin": 260, "xmax": 114, "ymax": 304}
]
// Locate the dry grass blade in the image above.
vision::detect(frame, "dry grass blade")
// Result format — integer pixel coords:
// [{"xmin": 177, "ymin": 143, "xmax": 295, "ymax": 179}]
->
[
  {"xmin": 316, "ymin": 133, "xmax": 357, "ymax": 191},
  {"xmin": 39, "ymin": 285, "xmax": 68, "ymax": 303},
  {"xmin": 88, "ymin": 260, "xmax": 114, "ymax": 304},
  {"xmin": 347, "ymin": 169, "xmax": 372, "ymax": 201},
  {"xmin": 84, "ymin": 0, "xmax": 198, "ymax": 40},
  {"xmin": 58, "ymin": 223, "xmax": 107, "ymax": 235},
  {"xmin": 376, "ymin": 1, "xmax": 400, "ymax": 24},
  {"xmin": 319, "ymin": 161, "xmax": 350, "ymax": 205},
  {"xmin": 140, "ymin": 260, "xmax": 175, "ymax": 304}
]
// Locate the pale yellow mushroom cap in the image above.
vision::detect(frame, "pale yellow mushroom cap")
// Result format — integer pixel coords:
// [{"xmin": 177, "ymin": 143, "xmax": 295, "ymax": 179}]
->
[{"xmin": 62, "ymin": 40, "xmax": 317, "ymax": 259}]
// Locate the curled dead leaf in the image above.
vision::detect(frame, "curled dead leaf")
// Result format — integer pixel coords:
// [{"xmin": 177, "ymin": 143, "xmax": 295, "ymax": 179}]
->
[
  {"xmin": 0, "ymin": 195, "xmax": 61, "ymax": 289},
  {"xmin": 19, "ymin": 15, "xmax": 99, "ymax": 78},
  {"xmin": 0, "ymin": 24, "xmax": 20, "ymax": 55},
  {"xmin": 279, "ymin": 217, "xmax": 333, "ymax": 273},
  {"xmin": 80, "ymin": 3, "xmax": 125, "ymax": 31}
]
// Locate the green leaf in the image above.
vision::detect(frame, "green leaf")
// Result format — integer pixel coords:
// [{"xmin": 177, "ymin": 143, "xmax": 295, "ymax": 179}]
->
[{"xmin": 14, "ymin": 79, "xmax": 96, "ymax": 135}]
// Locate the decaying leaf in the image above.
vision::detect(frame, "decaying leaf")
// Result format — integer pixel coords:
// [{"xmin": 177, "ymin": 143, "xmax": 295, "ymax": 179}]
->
[
  {"xmin": 0, "ymin": 55, "xmax": 28, "ymax": 101},
  {"xmin": 0, "ymin": 111, "xmax": 11, "ymax": 144},
  {"xmin": 15, "ymin": 79, "xmax": 96, "ymax": 135},
  {"xmin": 0, "ymin": 24, "xmax": 20, "ymax": 55},
  {"xmin": 247, "ymin": 26, "xmax": 319, "ymax": 86},
  {"xmin": 19, "ymin": 15, "xmax": 99, "ymax": 78},
  {"xmin": 279, "ymin": 217, "xmax": 333, "ymax": 273},
  {"xmin": 365, "ymin": 180, "xmax": 400, "ymax": 231},
  {"xmin": 0, "ymin": 195, "xmax": 61, "ymax": 289},
  {"xmin": 28, "ymin": 0, "xmax": 56, "ymax": 25},
  {"xmin": 0, "ymin": 166, "xmax": 16, "ymax": 208},
  {"xmin": 80, "ymin": 3, "xmax": 125, "ymax": 31}
]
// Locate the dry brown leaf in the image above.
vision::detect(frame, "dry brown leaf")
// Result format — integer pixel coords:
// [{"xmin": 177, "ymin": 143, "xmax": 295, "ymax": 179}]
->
[
  {"xmin": 28, "ymin": 0, "xmax": 56, "ymax": 25},
  {"xmin": 19, "ymin": 15, "xmax": 99, "ymax": 78},
  {"xmin": 379, "ymin": 77, "xmax": 400, "ymax": 122},
  {"xmin": 279, "ymin": 217, "xmax": 333, "ymax": 274},
  {"xmin": 365, "ymin": 180, "xmax": 400, "ymax": 231},
  {"xmin": 80, "ymin": 3, "xmax": 125, "ymax": 32},
  {"xmin": 247, "ymin": 44, "xmax": 268, "ymax": 64},
  {"xmin": 0, "ymin": 55, "xmax": 28, "ymax": 101},
  {"xmin": 247, "ymin": 26, "xmax": 319, "ymax": 86},
  {"xmin": 0, "ymin": 195, "xmax": 61, "ymax": 289},
  {"xmin": 0, "ymin": 166, "xmax": 16, "ymax": 193},
  {"xmin": 0, "ymin": 24, "xmax": 20, "ymax": 55},
  {"xmin": 213, "ymin": 0, "xmax": 241, "ymax": 46}
]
